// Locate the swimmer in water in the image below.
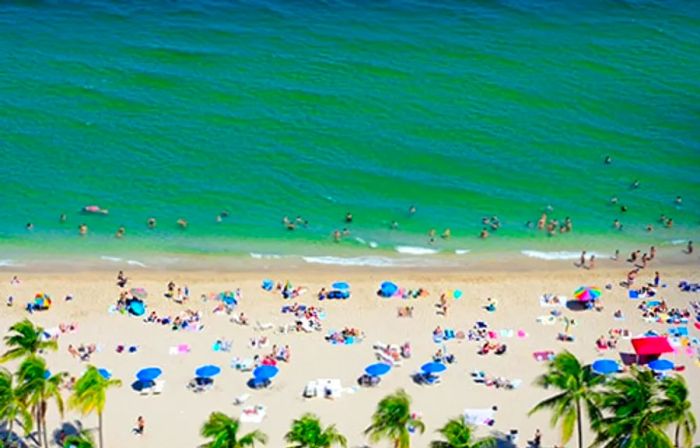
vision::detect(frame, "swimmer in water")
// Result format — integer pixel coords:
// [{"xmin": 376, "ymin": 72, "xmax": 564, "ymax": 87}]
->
[
  {"xmin": 390, "ymin": 221, "xmax": 399, "ymax": 230},
  {"xmin": 59, "ymin": 213, "xmax": 67, "ymax": 223},
  {"xmin": 408, "ymin": 205, "xmax": 416, "ymax": 216},
  {"xmin": 26, "ymin": 222, "xmax": 34, "ymax": 231},
  {"xmin": 332, "ymin": 229, "xmax": 341, "ymax": 243},
  {"xmin": 674, "ymin": 195, "xmax": 682, "ymax": 205},
  {"xmin": 620, "ymin": 205, "xmax": 628, "ymax": 213},
  {"xmin": 78, "ymin": 223, "xmax": 88, "ymax": 236},
  {"xmin": 604, "ymin": 155, "xmax": 612, "ymax": 164},
  {"xmin": 665, "ymin": 218, "xmax": 673, "ymax": 228},
  {"xmin": 115, "ymin": 226, "xmax": 125, "ymax": 238},
  {"xmin": 631, "ymin": 180, "xmax": 639, "ymax": 189},
  {"xmin": 479, "ymin": 228, "xmax": 489, "ymax": 239},
  {"xmin": 147, "ymin": 218, "xmax": 157, "ymax": 229},
  {"xmin": 342, "ymin": 228, "xmax": 350, "ymax": 237},
  {"xmin": 525, "ymin": 220, "xmax": 533, "ymax": 229},
  {"xmin": 610, "ymin": 196, "xmax": 618, "ymax": 205},
  {"xmin": 220, "ymin": 210, "xmax": 229, "ymax": 218},
  {"xmin": 659, "ymin": 214, "xmax": 667, "ymax": 223},
  {"xmin": 613, "ymin": 219, "xmax": 621, "ymax": 230},
  {"xmin": 345, "ymin": 212, "xmax": 353, "ymax": 224},
  {"xmin": 176, "ymin": 218, "xmax": 188, "ymax": 229},
  {"xmin": 216, "ymin": 215, "xmax": 222, "ymax": 223},
  {"xmin": 441, "ymin": 228, "xmax": 451, "ymax": 239},
  {"xmin": 428, "ymin": 228, "xmax": 436, "ymax": 244},
  {"xmin": 646, "ymin": 224, "xmax": 653, "ymax": 233}
]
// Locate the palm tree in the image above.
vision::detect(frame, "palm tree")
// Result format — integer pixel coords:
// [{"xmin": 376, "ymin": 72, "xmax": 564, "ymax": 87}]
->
[
  {"xmin": 285, "ymin": 413, "xmax": 347, "ymax": 448},
  {"xmin": 658, "ymin": 375, "xmax": 697, "ymax": 448},
  {"xmin": 0, "ymin": 367, "xmax": 32, "ymax": 443},
  {"xmin": 365, "ymin": 389, "xmax": 425, "ymax": 448},
  {"xmin": 69, "ymin": 366, "xmax": 122, "ymax": 448},
  {"xmin": 63, "ymin": 430, "xmax": 96, "ymax": 448},
  {"xmin": 200, "ymin": 412, "xmax": 267, "ymax": 447},
  {"xmin": 592, "ymin": 367, "xmax": 673, "ymax": 448},
  {"xmin": 430, "ymin": 416, "xmax": 496, "ymax": 448},
  {"xmin": 1, "ymin": 319, "xmax": 57, "ymax": 363},
  {"xmin": 15, "ymin": 355, "xmax": 66, "ymax": 448},
  {"xmin": 528, "ymin": 351, "xmax": 603, "ymax": 448}
]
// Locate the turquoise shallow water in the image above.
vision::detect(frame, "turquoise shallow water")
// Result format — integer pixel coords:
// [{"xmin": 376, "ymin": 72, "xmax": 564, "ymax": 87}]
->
[{"xmin": 0, "ymin": 1, "xmax": 699, "ymax": 265}]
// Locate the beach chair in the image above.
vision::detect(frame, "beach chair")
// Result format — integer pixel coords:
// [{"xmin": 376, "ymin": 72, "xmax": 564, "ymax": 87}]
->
[
  {"xmin": 255, "ymin": 321, "xmax": 274, "ymax": 332},
  {"xmin": 303, "ymin": 380, "xmax": 318, "ymax": 398},
  {"xmin": 233, "ymin": 393, "xmax": 251, "ymax": 406},
  {"xmin": 139, "ymin": 386, "xmax": 151, "ymax": 396},
  {"xmin": 153, "ymin": 380, "xmax": 165, "ymax": 395}
]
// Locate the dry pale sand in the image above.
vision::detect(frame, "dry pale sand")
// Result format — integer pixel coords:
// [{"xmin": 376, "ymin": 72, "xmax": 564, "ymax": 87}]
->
[{"xmin": 1, "ymin": 260, "xmax": 699, "ymax": 448}]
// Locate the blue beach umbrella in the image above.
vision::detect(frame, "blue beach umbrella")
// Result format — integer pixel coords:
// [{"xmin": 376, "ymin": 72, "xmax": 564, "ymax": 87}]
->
[
  {"xmin": 365, "ymin": 363, "xmax": 391, "ymax": 377},
  {"xmin": 253, "ymin": 365, "xmax": 279, "ymax": 380},
  {"xmin": 648, "ymin": 359, "xmax": 674, "ymax": 371},
  {"xmin": 136, "ymin": 367, "xmax": 162, "ymax": 382},
  {"xmin": 380, "ymin": 281, "xmax": 398, "ymax": 297},
  {"xmin": 332, "ymin": 282, "xmax": 349, "ymax": 290},
  {"xmin": 98, "ymin": 368, "xmax": 112, "ymax": 380},
  {"xmin": 43, "ymin": 370, "xmax": 51, "ymax": 379},
  {"xmin": 421, "ymin": 362, "xmax": 447, "ymax": 374},
  {"xmin": 195, "ymin": 365, "xmax": 221, "ymax": 378},
  {"xmin": 128, "ymin": 300, "xmax": 145, "ymax": 316},
  {"xmin": 453, "ymin": 290, "xmax": 463, "ymax": 299},
  {"xmin": 591, "ymin": 359, "xmax": 620, "ymax": 375}
]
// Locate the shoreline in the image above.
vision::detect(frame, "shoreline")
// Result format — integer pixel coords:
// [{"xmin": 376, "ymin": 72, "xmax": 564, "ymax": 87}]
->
[{"xmin": 1, "ymin": 244, "xmax": 696, "ymax": 273}]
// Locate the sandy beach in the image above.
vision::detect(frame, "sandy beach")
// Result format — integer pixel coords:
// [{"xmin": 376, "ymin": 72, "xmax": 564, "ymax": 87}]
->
[{"xmin": 1, "ymin": 256, "xmax": 699, "ymax": 447}]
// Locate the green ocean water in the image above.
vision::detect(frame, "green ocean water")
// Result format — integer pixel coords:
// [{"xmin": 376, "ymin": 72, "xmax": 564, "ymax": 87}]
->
[{"xmin": 0, "ymin": 0, "xmax": 699, "ymax": 266}]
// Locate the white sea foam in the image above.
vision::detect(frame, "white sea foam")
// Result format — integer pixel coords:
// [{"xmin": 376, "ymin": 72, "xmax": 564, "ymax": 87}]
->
[
  {"xmin": 395, "ymin": 246, "xmax": 438, "ymax": 255},
  {"xmin": 670, "ymin": 239, "xmax": 687, "ymax": 245},
  {"xmin": 127, "ymin": 260, "xmax": 147, "ymax": 267},
  {"xmin": 0, "ymin": 259, "xmax": 20, "ymax": 267},
  {"xmin": 368, "ymin": 241, "xmax": 378, "ymax": 249},
  {"xmin": 455, "ymin": 249, "xmax": 470, "ymax": 255},
  {"xmin": 100, "ymin": 256, "xmax": 123, "ymax": 262},
  {"xmin": 250, "ymin": 253, "xmax": 282, "ymax": 259},
  {"xmin": 303, "ymin": 256, "xmax": 443, "ymax": 268},
  {"xmin": 521, "ymin": 250, "xmax": 608, "ymax": 260}
]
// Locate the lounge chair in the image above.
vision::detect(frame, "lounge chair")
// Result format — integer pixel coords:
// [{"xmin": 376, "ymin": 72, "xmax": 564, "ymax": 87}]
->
[
  {"xmin": 153, "ymin": 380, "xmax": 165, "ymax": 395},
  {"xmin": 233, "ymin": 393, "xmax": 251, "ymax": 405},
  {"xmin": 255, "ymin": 321, "xmax": 274, "ymax": 332},
  {"xmin": 303, "ymin": 381, "xmax": 318, "ymax": 398}
]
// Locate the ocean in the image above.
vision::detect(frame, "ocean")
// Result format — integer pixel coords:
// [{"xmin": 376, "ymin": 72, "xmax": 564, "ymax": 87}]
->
[{"xmin": 1, "ymin": 0, "xmax": 698, "ymax": 268}]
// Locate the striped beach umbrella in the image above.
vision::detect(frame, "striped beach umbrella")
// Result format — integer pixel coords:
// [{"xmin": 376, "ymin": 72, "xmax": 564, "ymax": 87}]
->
[{"xmin": 574, "ymin": 286, "xmax": 601, "ymax": 302}]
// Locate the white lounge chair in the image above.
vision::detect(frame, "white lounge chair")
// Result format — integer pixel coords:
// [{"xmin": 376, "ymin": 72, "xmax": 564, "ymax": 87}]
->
[
  {"xmin": 233, "ymin": 393, "xmax": 251, "ymax": 406},
  {"xmin": 255, "ymin": 321, "xmax": 274, "ymax": 331},
  {"xmin": 153, "ymin": 380, "xmax": 165, "ymax": 395}
]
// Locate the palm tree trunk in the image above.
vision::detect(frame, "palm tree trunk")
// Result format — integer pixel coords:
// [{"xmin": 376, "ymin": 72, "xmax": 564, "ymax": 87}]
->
[
  {"xmin": 99, "ymin": 411, "xmax": 104, "ymax": 448},
  {"xmin": 674, "ymin": 424, "xmax": 680, "ymax": 448},
  {"xmin": 576, "ymin": 399, "xmax": 583, "ymax": 448},
  {"xmin": 35, "ymin": 406, "xmax": 42, "ymax": 447}
]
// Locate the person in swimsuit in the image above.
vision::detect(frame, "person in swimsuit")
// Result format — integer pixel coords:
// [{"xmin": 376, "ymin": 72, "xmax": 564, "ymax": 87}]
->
[
  {"xmin": 147, "ymin": 218, "xmax": 157, "ymax": 229},
  {"xmin": 78, "ymin": 223, "xmax": 88, "ymax": 236}
]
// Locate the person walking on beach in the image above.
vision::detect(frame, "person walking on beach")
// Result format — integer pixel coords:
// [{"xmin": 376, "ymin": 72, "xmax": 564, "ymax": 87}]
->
[
  {"xmin": 532, "ymin": 429, "xmax": 542, "ymax": 447},
  {"xmin": 579, "ymin": 251, "xmax": 586, "ymax": 268},
  {"xmin": 686, "ymin": 241, "xmax": 693, "ymax": 254},
  {"xmin": 134, "ymin": 416, "xmax": 145, "ymax": 435}
]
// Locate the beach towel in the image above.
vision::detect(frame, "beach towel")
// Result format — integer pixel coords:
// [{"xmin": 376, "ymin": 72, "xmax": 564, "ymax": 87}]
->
[
  {"xmin": 669, "ymin": 327, "xmax": 689, "ymax": 337},
  {"xmin": 629, "ymin": 290, "xmax": 639, "ymax": 299},
  {"xmin": 463, "ymin": 408, "xmax": 496, "ymax": 427},
  {"xmin": 517, "ymin": 330, "xmax": 528, "ymax": 339},
  {"xmin": 533, "ymin": 351, "xmax": 554, "ymax": 362},
  {"xmin": 240, "ymin": 405, "xmax": 266, "ymax": 424},
  {"xmin": 169, "ymin": 343, "xmax": 190, "ymax": 355},
  {"xmin": 500, "ymin": 329, "xmax": 514, "ymax": 338}
]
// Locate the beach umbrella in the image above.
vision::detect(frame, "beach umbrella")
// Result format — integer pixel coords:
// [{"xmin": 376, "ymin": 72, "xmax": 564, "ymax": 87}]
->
[
  {"xmin": 365, "ymin": 363, "xmax": 391, "ymax": 377},
  {"xmin": 253, "ymin": 365, "xmax": 279, "ymax": 380},
  {"xmin": 218, "ymin": 291, "xmax": 237, "ymax": 306},
  {"xmin": 98, "ymin": 368, "xmax": 112, "ymax": 380},
  {"xmin": 130, "ymin": 287, "xmax": 148, "ymax": 299},
  {"xmin": 195, "ymin": 365, "xmax": 221, "ymax": 378},
  {"xmin": 127, "ymin": 300, "xmax": 145, "ymax": 316},
  {"xmin": 591, "ymin": 359, "xmax": 620, "ymax": 375},
  {"xmin": 574, "ymin": 286, "xmax": 601, "ymax": 302},
  {"xmin": 421, "ymin": 362, "xmax": 447, "ymax": 374},
  {"xmin": 380, "ymin": 281, "xmax": 398, "ymax": 297},
  {"xmin": 332, "ymin": 282, "xmax": 350, "ymax": 290},
  {"xmin": 43, "ymin": 370, "xmax": 51, "ymax": 379},
  {"xmin": 648, "ymin": 359, "xmax": 674, "ymax": 372},
  {"xmin": 453, "ymin": 290, "xmax": 463, "ymax": 299},
  {"xmin": 136, "ymin": 367, "xmax": 162, "ymax": 382}
]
